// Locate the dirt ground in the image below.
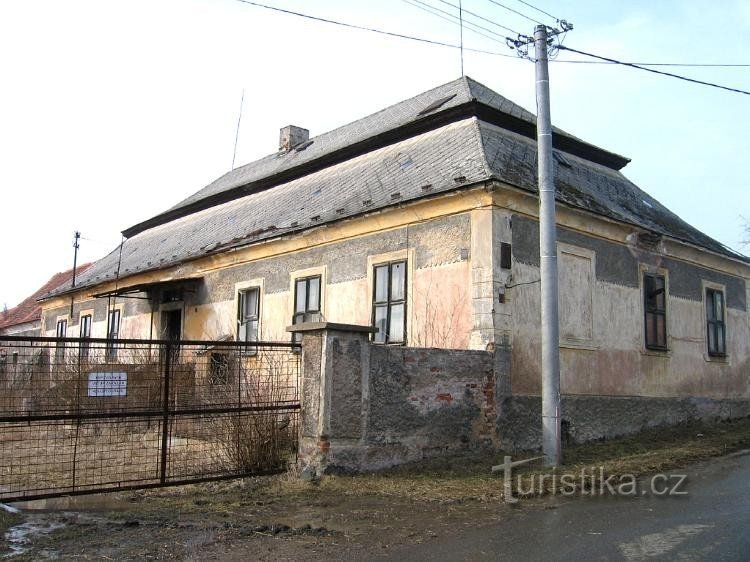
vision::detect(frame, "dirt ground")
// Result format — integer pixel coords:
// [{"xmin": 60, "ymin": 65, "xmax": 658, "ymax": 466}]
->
[{"xmin": 3, "ymin": 417, "xmax": 750, "ymax": 561}]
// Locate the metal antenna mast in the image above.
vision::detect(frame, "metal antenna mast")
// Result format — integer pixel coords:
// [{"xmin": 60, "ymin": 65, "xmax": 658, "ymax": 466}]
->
[
  {"xmin": 458, "ymin": 0, "xmax": 464, "ymax": 76},
  {"xmin": 231, "ymin": 88, "xmax": 245, "ymax": 170}
]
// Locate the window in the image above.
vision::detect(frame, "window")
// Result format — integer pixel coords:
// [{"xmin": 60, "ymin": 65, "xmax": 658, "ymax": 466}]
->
[
  {"xmin": 292, "ymin": 276, "xmax": 321, "ymax": 344},
  {"xmin": 706, "ymin": 288, "xmax": 726, "ymax": 356},
  {"xmin": 644, "ymin": 273, "xmax": 667, "ymax": 350},
  {"xmin": 372, "ymin": 261, "xmax": 406, "ymax": 344},
  {"xmin": 55, "ymin": 319, "xmax": 67, "ymax": 361},
  {"xmin": 500, "ymin": 242, "xmax": 512, "ymax": 270},
  {"xmin": 238, "ymin": 287, "xmax": 260, "ymax": 354},
  {"xmin": 79, "ymin": 314, "xmax": 92, "ymax": 359},
  {"xmin": 79, "ymin": 314, "xmax": 92, "ymax": 338},
  {"xmin": 106, "ymin": 309, "xmax": 120, "ymax": 361}
]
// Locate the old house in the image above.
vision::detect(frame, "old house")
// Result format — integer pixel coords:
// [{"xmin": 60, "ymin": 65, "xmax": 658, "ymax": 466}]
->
[
  {"xmin": 1, "ymin": 264, "xmax": 93, "ymax": 338},
  {"xmin": 37, "ymin": 77, "xmax": 750, "ymax": 458},
  {"xmin": 1, "ymin": 264, "xmax": 93, "ymax": 394}
]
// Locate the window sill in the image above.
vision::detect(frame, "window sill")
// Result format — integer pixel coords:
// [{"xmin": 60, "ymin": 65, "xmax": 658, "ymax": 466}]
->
[
  {"xmin": 560, "ymin": 340, "xmax": 597, "ymax": 352},
  {"xmin": 704, "ymin": 353, "xmax": 730, "ymax": 365},
  {"xmin": 641, "ymin": 348, "xmax": 672, "ymax": 358}
]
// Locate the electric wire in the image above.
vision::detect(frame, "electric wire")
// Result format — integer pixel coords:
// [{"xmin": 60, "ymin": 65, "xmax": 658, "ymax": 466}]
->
[
  {"xmin": 232, "ymin": 0, "xmax": 749, "ymax": 95},
  {"xmin": 404, "ymin": 0, "xmax": 515, "ymax": 44},
  {"xmin": 553, "ymin": 59, "xmax": 750, "ymax": 68},
  {"xmin": 402, "ymin": 0, "xmax": 503, "ymax": 45},
  {"xmin": 233, "ymin": 0, "xmax": 518, "ymax": 58},
  {"xmin": 484, "ymin": 0, "xmax": 544, "ymax": 25},
  {"xmin": 558, "ymin": 45, "xmax": 750, "ymax": 96},
  {"xmin": 513, "ymin": 0, "xmax": 559, "ymax": 23},
  {"xmin": 433, "ymin": 0, "xmax": 521, "ymax": 35}
]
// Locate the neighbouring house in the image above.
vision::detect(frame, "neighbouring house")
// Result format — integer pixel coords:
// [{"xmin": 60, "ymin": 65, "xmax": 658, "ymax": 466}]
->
[
  {"xmin": 1, "ymin": 263, "xmax": 93, "ymax": 395},
  {"xmin": 37, "ymin": 77, "xmax": 750, "ymax": 462},
  {"xmin": 1, "ymin": 264, "xmax": 93, "ymax": 338}
]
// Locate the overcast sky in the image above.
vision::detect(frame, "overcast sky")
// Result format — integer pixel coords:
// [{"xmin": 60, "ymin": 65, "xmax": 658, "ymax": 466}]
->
[{"xmin": 1, "ymin": 0, "xmax": 748, "ymax": 308}]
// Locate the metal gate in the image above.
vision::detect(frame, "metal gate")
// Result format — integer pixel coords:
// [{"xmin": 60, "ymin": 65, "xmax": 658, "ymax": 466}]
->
[{"xmin": 0, "ymin": 336, "xmax": 300, "ymax": 503}]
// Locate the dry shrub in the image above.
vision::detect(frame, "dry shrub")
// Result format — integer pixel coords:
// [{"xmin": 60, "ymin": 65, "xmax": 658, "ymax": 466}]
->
[{"xmin": 200, "ymin": 348, "xmax": 298, "ymax": 473}]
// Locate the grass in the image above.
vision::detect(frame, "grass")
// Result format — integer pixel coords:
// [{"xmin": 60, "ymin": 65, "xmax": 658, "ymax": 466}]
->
[
  {"xmin": 0, "ymin": 509, "xmax": 22, "ymax": 554},
  {"xmin": 121, "ymin": 416, "xmax": 750, "ymax": 511},
  {"xmin": 286, "ymin": 417, "xmax": 750, "ymax": 503}
]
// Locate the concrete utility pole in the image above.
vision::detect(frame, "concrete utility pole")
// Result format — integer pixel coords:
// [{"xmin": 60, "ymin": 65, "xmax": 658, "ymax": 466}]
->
[
  {"xmin": 70, "ymin": 230, "xmax": 80, "ymax": 318},
  {"xmin": 534, "ymin": 25, "xmax": 561, "ymax": 467}
]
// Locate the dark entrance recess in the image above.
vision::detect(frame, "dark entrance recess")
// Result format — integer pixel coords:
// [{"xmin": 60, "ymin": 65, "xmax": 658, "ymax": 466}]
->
[{"xmin": 161, "ymin": 309, "xmax": 182, "ymax": 341}]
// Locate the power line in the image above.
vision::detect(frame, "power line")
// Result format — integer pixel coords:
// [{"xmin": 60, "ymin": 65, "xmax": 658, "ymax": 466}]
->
[
  {"xmin": 402, "ymin": 0, "xmax": 502, "ymax": 44},
  {"xmin": 484, "ymin": 0, "xmax": 544, "ymax": 25},
  {"xmin": 233, "ymin": 0, "xmax": 517, "ymax": 58},
  {"xmin": 558, "ymin": 45, "xmax": 750, "ymax": 96},
  {"xmin": 553, "ymin": 59, "xmax": 750, "ymax": 68},
  {"xmin": 404, "ymin": 0, "xmax": 515, "ymax": 44},
  {"xmin": 433, "ymin": 0, "xmax": 521, "ymax": 35},
  {"xmin": 513, "ymin": 0, "xmax": 559, "ymax": 22}
]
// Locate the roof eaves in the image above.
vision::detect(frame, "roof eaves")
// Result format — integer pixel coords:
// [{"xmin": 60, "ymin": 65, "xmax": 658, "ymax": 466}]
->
[
  {"xmin": 61, "ymin": 178, "xmax": 497, "ymax": 298},
  {"xmin": 487, "ymin": 178, "xmax": 750, "ymax": 267}
]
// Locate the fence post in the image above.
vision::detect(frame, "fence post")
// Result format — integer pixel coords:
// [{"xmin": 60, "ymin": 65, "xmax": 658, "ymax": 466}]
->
[
  {"xmin": 286, "ymin": 322, "xmax": 375, "ymax": 476},
  {"xmin": 159, "ymin": 341, "xmax": 173, "ymax": 484}
]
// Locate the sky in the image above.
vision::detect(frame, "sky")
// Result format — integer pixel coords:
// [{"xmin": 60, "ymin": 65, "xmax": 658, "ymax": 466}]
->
[{"xmin": 1, "ymin": 0, "xmax": 748, "ymax": 309}]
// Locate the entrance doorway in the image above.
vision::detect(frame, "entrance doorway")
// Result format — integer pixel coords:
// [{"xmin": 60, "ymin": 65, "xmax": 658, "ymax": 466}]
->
[{"xmin": 161, "ymin": 309, "xmax": 182, "ymax": 341}]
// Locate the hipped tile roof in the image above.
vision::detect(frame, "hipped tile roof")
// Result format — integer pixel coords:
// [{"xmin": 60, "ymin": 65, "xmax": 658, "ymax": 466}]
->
[{"xmin": 48, "ymin": 77, "xmax": 747, "ymax": 297}]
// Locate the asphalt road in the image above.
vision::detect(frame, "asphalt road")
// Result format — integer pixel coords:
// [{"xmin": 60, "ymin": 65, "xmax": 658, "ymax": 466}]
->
[{"xmin": 384, "ymin": 451, "xmax": 750, "ymax": 561}]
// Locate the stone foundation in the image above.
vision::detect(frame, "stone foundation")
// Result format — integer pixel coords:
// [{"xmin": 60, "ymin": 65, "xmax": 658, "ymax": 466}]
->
[{"xmin": 498, "ymin": 394, "xmax": 750, "ymax": 451}]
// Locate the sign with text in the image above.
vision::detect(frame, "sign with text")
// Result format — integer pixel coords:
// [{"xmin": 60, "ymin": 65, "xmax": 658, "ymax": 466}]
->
[{"xmin": 87, "ymin": 372, "xmax": 128, "ymax": 397}]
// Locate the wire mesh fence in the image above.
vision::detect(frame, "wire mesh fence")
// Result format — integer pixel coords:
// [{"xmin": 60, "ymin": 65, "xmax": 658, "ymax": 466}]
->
[{"xmin": 0, "ymin": 336, "xmax": 300, "ymax": 502}]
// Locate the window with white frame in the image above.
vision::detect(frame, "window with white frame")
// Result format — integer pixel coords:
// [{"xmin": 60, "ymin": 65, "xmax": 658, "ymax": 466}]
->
[
  {"xmin": 292, "ymin": 276, "xmax": 321, "ymax": 344},
  {"xmin": 238, "ymin": 287, "xmax": 260, "ymax": 355},
  {"xmin": 372, "ymin": 260, "xmax": 407, "ymax": 344},
  {"xmin": 106, "ymin": 309, "xmax": 120, "ymax": 361},
  {"xmin": 706, "ymin": 288, "xmax": 726, "ymax": 357},
  {"xmin": 79, "ymin": 313, "xmax": 92, "ymax": 359},
  {"xmin": 55, "ymin": 319, "xmax": 67, "ymax": 361}
]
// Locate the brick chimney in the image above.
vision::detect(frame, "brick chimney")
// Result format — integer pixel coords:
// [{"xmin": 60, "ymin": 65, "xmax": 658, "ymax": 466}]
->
[{"xmin": 279, "ymin": 125, "xmax": 309, "ymax": 152}]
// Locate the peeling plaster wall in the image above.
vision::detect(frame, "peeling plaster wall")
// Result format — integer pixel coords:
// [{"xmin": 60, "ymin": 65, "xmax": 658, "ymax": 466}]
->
[
  {"xmin": 47, "ymin": 214, "xmax": 475, "ymax": 348},
  {"xmin": 510, "ymin": 215, "xmax": 750, "ymax": 400},
  {"xmin": 196, "ymin": 214, "xmax": 473, "ymax": 346}
]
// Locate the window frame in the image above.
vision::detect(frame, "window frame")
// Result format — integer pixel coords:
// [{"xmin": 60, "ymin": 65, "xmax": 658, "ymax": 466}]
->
[
  {"xmin": 293, "ymin": 275, "xmax": 322, "ymax": 324},
  {"xmin": 79, "ymin": 313, "xmax": 93, "ymax": 360},
  {"xmin": 371, "ymin": 260, "xmax": 408, "ymax": 345},
  {"xmin": 55, "ymin": 318, "xmax": 68, "ymax": 362},
  {"xmin": 237, "ymin": 286, "xmax": 261, "ymax": 355},
  {"xmin": 705, "ymin": 287, "xmax": 727, "ymax": 357},
  {"xmin": 292, "ymin": 275, "xmax": 322, "ymax": 344},
  {"xmin": 106, "ymin": 308, "xmax": 121, "ymax": 361},
  {"xmin": 643, "ymin": 272, "xmax": 668, "ymax": 351}
]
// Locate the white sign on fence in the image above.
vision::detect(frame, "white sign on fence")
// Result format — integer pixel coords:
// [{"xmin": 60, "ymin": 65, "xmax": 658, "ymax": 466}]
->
[{"xmin": 87, "ymin": 372, "xmax": 128, "ymax": 397}]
